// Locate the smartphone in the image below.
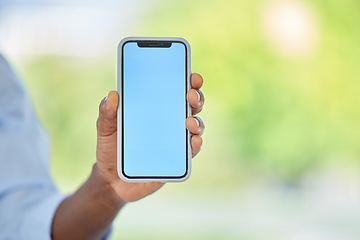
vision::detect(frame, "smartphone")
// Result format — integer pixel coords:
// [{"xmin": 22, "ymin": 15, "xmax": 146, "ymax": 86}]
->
[{"xmin": 117, "ymin": 37, "xmax": 191, "ymax": 182}]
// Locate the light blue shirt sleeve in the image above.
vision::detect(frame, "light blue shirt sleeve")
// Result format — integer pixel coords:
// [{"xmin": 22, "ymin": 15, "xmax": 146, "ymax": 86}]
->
[{"xmin": 0, "ymin": 54, "xmax": 111, "ymax": 239}]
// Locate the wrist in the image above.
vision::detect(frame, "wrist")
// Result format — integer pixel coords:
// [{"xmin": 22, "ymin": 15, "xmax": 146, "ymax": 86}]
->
[{"xmin": 91, "ymin": 163, "xmax": 127, "ymax": 207}]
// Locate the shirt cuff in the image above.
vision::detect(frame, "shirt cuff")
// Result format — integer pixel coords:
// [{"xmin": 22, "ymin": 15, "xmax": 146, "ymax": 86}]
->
[
  {"xmin": 19, "ymin": 191, "xmax": 113, "ymax": 240},
  {"xmin": 19, "ymin": 192, "xmax": 66, "ymax": 240}
]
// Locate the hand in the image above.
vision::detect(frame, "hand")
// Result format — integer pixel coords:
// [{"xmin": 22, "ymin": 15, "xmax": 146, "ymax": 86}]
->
[{"xmin": 95, "ymin": 73, "xmax": 205, "ymax": 203}]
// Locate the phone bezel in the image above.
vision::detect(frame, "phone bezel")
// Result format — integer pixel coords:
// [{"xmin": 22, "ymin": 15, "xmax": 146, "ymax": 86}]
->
[{"xmin": 117, "ymin": 37, "xmax": 192, "ymax": 182}]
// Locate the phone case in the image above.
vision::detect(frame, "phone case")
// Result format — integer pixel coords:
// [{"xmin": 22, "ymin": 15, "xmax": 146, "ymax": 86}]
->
[{"xmin": 117, "ymin": 37, "xmax": 192, "ymax": 182}]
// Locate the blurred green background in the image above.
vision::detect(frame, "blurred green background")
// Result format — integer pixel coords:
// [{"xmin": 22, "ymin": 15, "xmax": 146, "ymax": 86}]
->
[{"xmin": 2, "ymin": 0, "xmax": 360, "ymax": 239}]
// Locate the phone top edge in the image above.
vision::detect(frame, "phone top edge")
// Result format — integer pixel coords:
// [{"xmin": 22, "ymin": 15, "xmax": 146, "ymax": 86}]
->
[
  {"xmin": 118, "ymin": 37, "xmax": 190, "ymax": 47},
  {"xmin": 118, "ymin": 37, "xmax": 191, "ymax": 58}
]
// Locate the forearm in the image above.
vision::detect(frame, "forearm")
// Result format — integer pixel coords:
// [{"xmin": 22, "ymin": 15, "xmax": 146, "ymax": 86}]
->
[{"xmin": 51, "ymin": 164, "xmax": 125, "ymax": 240}]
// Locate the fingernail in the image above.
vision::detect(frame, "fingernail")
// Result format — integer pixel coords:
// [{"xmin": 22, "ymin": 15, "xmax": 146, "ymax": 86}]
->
[
  {"xmin": 194, "ymin": 117, "xmax": 200, "ymax": 127},
  {"xmin": 195, "ymin": 90, "xmax": 200, "ymax": 102},
  {"xmin": 104, "ymin": 96, "xmax": 108, "ymax": 103}
]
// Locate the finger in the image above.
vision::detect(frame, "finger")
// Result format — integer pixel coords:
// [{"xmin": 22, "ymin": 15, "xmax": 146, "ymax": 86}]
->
[
  {"xmin": 191, "ymin": 73, "xmax": 203, "ymax": 90},
  {"xmin": 97, "ymin": 90, "xmax": 119, "ymax": 137},
  {"xmin": 187, "ymin": 89, "xmax": 204, "ymax": 115},
  {"xmin": 185, "ymin": 116, "xmax": 205, "ymax": 136},
  {"xmin": 191, "ymin": 135, "xmax": 203, "ymax": 157}
]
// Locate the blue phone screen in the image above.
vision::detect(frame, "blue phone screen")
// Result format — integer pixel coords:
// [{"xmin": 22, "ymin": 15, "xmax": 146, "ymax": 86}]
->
[{"xmin": 122, "ymin": 41, "xmax": 188, "ymax": 178}]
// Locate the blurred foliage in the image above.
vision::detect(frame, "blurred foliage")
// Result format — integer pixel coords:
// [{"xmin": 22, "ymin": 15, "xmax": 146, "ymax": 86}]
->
[
  {"xmin": 139, "ymin": 0, "xmax": 360, "ymax": 179},
  {"xmin": 16, "ymin": 0, "xmax": 360, "ymax": 193}
]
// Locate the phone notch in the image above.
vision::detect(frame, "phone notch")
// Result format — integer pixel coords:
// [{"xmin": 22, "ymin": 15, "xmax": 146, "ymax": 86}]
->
[{"xmin": 137, "ymin": 41, "xmax": 172, "ymax": 48}]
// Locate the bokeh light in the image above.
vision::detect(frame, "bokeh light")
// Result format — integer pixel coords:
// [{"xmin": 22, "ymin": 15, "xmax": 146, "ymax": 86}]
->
[{"xmin": 262, "ymin": 0, "xmax": 318, "ymax": 57}]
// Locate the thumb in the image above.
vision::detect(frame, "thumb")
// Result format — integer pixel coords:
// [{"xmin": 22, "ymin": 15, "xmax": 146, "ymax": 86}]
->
[{"xmin": 96, "ymin": 90, "xmax": 119, "ymax": 137}]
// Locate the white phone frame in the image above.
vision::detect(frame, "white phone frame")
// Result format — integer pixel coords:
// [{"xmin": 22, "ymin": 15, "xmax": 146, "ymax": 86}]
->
[{"xmin": 117, "ymin": 37, "xmax": 192, "ymax": 182}]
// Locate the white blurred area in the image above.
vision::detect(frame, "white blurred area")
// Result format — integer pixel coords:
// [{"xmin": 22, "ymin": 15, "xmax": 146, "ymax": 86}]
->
[
  {"xmin": 0, "ymin": 0, "xmax": 146, "ymax": 60},
  {"xmin": 116, "ymin": 165, "xmax": 360, "ymax": 240},
  {"xmin": 262, "ymin": 0, "xmax": 318, "ymax": 58}
]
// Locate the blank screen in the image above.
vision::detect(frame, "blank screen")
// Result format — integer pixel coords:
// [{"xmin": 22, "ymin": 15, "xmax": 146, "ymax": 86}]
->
[{"xmin": 122, "ymin": 42, "xmax": 187, "ymax": 177}]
